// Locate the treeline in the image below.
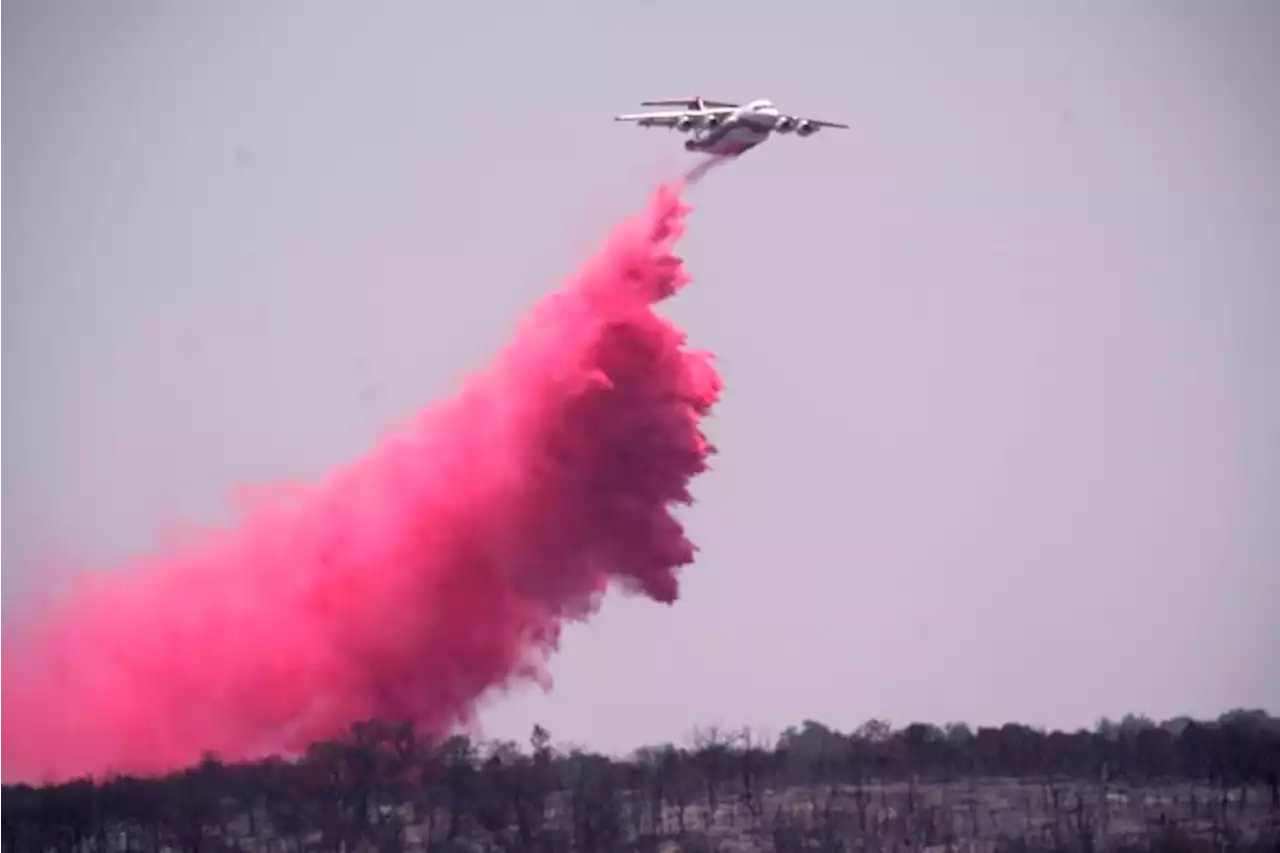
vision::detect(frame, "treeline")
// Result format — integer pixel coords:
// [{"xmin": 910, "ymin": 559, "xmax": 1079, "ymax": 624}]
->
[{"xmin": 2, "ymin": 709, "xmax": 1277, "ymax": 852}]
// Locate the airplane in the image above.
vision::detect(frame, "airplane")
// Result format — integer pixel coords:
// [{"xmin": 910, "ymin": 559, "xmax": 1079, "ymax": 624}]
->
[{"xmin": 614, "ymin": 96, "xmax": 849, "ymax": 157}]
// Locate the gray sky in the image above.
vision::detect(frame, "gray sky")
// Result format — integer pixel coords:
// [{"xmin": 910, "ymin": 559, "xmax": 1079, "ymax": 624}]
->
[{"xmin": 4, "ymin": 1, "xmax": 1278, "ymax": 755}]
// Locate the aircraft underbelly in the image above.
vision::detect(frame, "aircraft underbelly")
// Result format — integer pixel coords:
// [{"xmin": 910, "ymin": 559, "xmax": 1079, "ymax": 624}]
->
[{"xmin": 698, "ymin": 124, "xmax": 768, "ymax": 155}]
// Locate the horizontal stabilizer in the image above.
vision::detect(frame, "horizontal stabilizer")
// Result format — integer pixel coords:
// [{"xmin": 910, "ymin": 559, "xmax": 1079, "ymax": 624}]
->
[{"xmin": 640, "ymin": 96, "xmax": 738, "ymax": 109}]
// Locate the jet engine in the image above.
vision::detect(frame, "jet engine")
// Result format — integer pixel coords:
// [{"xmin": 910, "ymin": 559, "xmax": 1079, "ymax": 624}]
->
[
  {"xmin": 675, "ymin": 116, "xmax": 697, "ymax": 132},
  {"xmin": 773, "ymin": 116, "xmax": 797, "ymax": 133},
  {"xmin": 796, "ymin": 120, "xmax": 819, "ymax": 137},
  {"xmin": 702, "ymin": 115, "xmax": 723, "ymax": 130}
]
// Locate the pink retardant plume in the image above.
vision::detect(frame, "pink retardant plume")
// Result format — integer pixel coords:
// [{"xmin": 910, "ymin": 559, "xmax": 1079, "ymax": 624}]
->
[{"xmin": 1, "ymin": 181, "xmax": 722, "ymax": 785}]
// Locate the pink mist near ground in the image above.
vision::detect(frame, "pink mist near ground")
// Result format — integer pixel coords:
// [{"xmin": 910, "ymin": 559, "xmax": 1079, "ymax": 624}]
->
[{"xmin": 1, "ymin": 181, "xmax": 722, "ymax": 785}]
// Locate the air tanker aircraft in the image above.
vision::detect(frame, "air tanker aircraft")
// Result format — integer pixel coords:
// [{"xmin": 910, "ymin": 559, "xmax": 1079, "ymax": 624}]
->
[{"xmin": 614, "ymin": 96, "xmax": 849, "ymax": 156}]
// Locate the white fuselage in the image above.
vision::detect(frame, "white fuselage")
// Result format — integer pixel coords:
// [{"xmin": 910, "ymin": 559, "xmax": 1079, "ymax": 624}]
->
[{"xmin": 684, "ymin": 99, "xmax": 781, "ymax": 156}]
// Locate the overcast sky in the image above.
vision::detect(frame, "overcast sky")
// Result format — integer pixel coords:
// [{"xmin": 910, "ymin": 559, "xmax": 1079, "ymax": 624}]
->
[{"xmin": 4, "ymin": 0, "xmax": 1278, "ymax": 754}]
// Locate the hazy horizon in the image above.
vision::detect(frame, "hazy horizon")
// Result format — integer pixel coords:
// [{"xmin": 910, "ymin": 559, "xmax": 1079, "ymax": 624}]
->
[{"xmin": 4, "ymin": 1, "xmax": 1278, "ymax": 756}]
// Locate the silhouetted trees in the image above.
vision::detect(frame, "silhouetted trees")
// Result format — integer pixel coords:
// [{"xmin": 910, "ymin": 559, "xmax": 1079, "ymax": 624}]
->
[{"xmin": 3, "ymin": 709, "xmax": 1277, "ymax": 852}]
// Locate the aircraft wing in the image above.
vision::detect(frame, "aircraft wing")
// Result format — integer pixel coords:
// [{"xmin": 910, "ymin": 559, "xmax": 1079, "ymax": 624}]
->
[
  {"xmin": 614, "ymin": 107, "xmax": 737, "ymax": 127},
  {"xmin": 799, "ymin": 116, "xmax": 851, "ymax": 130}
]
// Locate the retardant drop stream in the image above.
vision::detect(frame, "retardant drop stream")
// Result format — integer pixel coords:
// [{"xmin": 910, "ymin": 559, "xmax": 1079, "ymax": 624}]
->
[{"xmin": 1, "ymin": 180, "xmax": 722, "ymax": 784}]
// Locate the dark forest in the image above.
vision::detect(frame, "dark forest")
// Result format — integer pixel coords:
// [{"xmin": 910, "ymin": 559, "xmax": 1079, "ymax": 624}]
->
[{"xmin": 3, "ymin": 708, "xmax": 1277, "ymax": 852}]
